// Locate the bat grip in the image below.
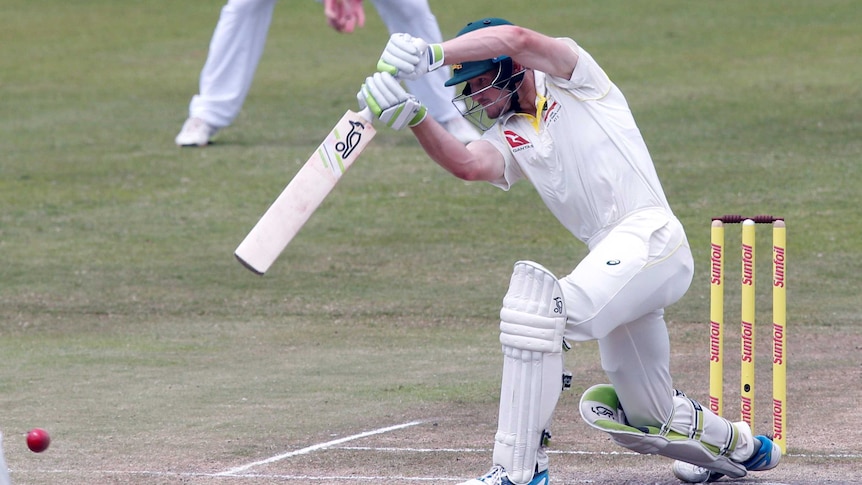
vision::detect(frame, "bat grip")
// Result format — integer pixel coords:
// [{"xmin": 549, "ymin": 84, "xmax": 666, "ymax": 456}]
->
[{"xmin": 358, "ymin": 106, "xmax": 373, "ymax": 123}]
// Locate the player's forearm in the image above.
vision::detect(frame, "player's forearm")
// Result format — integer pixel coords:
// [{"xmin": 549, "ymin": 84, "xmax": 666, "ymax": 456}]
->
[
  {"xmin": 411, "ymin": 120, "xmax": 493, "ymax": 182},
  {"xmin": 441, "ymin": 25, "xmax": 524, "ymax": 64},
  {"xmin": 411, "ymin": 120, "xmax": 472, "ymax": 179},
  {"xmin": 442, "ymin": 25, "xmax": 577, "ymax": 80}
]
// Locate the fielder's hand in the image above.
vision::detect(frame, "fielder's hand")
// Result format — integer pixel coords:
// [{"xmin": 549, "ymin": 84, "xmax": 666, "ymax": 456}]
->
[
  {"xmin": 358, "ymin": 72, "xmax": 427, "ymax": 130},
  {"xmin": 324, "ymin": 0, "xmax": 365, "ymax": 33},
  {"xmin": 377, "ymin": 33, "xmax": 444, "ymax": 80}
]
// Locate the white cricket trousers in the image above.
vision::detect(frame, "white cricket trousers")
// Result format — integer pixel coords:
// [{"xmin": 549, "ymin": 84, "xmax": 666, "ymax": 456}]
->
[
  {"xmin": 188, "ymin": 0, "xmax": 462, "ymax": 128},
  {"xmin": 559, "ymin": 209, "xmax": 742, "ymax": 450}
]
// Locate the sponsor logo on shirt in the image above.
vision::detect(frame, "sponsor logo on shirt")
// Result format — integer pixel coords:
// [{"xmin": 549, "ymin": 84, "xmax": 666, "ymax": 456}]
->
[
  {"xmin": 543, "ymin": 100, "xmax": 561, "ymax": 124},
  {"xmin": 504, "ymin": 130, "xmax": 532, "ymax": 152}
]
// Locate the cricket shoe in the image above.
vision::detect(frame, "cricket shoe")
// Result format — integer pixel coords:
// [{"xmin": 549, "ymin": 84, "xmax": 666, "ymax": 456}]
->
[
  {"xmin": 741, "ymin": 435, "xmax": 781, "ymax": 472},
  {"xmin": 175, "ymin": 117, "xmax": 217, "ymax": 147},
  {"xmin": 458, "ymin": 465, "xmax": 549, "ymax": 485},
  {"xmin": 442, "ymin": 116, "xmax": 481, "ymax": 144},
  {"xmin": 671, "ymin": 461, "xmax": 724, "ymax": 483},
  {"xmin": 672, "ymin": 435, "xmax": 781, "ymax": 483}
]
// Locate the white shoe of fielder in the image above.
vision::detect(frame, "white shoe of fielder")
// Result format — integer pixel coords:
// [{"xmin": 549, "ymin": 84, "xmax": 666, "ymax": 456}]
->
[
  {"xmin": 441, "ymin": 116, "xmax": 481, "ymax": 144},
  {"xmin": 175, "ymin": 117, "xmax": 216, "ymax": 147}
]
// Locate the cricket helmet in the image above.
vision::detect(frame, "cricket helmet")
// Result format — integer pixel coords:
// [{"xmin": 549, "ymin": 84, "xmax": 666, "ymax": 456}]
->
[
  {"xmin": 445, "ymin": 18, "xmax": 517, "ymax": 87},
  {"xmin": 446, "ymin": 17, "xmax": 527, "ymax": 130}
]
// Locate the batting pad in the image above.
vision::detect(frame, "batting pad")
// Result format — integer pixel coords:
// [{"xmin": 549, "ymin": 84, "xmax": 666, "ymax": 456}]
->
[
  {"xmin": 494, "ymin": 261, "xmax": 567, "ymax": 485},
  {"xmin": 579, "ymin": 384, "xmax": 747, "ymax": 479}
]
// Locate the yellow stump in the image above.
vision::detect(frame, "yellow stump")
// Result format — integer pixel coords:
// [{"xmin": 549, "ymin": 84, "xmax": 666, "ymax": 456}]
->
[
  {"xmin": 709, "ymin": 220, "xmax": 725, "ymax": 417},
  {"xmin": 740, "ymin": 220, "xmax": 756, "ymax": 431},
  {"xmin": 772, "ymin": 220, "xmax": 787, "ymax": 451}
]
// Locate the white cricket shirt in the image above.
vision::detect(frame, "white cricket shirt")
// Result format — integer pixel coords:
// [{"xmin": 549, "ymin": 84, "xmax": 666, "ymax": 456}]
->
[{"xmin": 483, "ymin": 39, "xmax": 672, "ymax": 248}]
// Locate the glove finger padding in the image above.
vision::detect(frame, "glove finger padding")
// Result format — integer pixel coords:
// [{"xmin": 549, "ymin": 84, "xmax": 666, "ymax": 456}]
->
[
  {"xmin": 377, "ymin": 33, "xmax": 436, "ymax": 81},
  {"xmin": 368, "ymin": 71, "xmax": 403, "ymax": 106},
  {"xmin": 378, "ymin": 34, "xmax": 421, "ymax": 72},
  {"xmin": 361, "ymin": 72, "xmax": 426, "ymax": 130}
]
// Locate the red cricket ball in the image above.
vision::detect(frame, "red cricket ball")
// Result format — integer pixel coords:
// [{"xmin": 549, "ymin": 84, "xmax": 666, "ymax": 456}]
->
[{"xmin": 26, "ymin": 428, "xmax": 50, "ymax": 453}]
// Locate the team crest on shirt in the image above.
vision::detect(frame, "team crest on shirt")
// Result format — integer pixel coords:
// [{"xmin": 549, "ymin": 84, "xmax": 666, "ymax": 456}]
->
[{"xmin": 504, "ymin": 130, "xmax": 532, "ymax": 152}]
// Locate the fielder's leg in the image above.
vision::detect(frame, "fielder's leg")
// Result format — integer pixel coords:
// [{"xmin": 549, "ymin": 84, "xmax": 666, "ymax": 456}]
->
[
  {"xmin": 190, "ymin": 0, "xmax": 278, "ymax": 128},
  {"xmin": 462, "ymin": 261, "xmax": 567, "ymax": 485}
]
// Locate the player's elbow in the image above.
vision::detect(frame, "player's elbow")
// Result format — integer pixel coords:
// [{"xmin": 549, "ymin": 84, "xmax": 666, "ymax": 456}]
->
[
  {"xmin": 445, "ymin": 142, "xmax": 504, "ymax": 182},
  {"xmin": 433, "ymin": 141, "xmax": 502, "ymax": 182},
  {"xmin": 448, "ymin": 158, "xmax": 500, "ymax": 182},
  {"xmin": 449, "ymin": 166, "xmax": 485, "ymax": 182}
]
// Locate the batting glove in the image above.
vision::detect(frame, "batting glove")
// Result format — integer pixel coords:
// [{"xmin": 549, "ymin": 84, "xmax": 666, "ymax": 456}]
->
[
  {"xmin": 377, "ymin": 33, "xmax": 444, "ymax": 81},
  {"xmin": 359, "ymin": 72, "xmax": 427, "ymax": 130}
]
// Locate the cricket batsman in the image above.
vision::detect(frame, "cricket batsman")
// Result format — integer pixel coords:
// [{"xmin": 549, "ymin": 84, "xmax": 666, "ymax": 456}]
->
[{"xmin": 357, "ymin": 17, "xmax": 782, "ymax": 485}]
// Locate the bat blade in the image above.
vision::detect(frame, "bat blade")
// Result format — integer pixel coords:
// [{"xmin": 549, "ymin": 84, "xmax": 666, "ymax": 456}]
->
[{"xmin": 234, "ymin": 109, "xmax": 375, "ymax": 274}]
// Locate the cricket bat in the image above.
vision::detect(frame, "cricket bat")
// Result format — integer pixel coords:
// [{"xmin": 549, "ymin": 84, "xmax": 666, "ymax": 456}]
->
[{"xmin": 235, "ymin": 108, "xmax": 375, "ymax": 274}]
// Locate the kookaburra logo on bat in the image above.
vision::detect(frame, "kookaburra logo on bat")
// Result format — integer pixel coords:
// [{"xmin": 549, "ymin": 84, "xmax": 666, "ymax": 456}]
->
[{"xmin": 336, "ymin": 120, "xmax": 366, "ymax": 159}]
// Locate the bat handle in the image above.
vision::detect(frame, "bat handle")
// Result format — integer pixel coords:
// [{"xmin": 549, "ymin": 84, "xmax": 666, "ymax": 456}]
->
[{"xmin": 358, "ymin": 106, "xmax": 374, "ymax": 123}]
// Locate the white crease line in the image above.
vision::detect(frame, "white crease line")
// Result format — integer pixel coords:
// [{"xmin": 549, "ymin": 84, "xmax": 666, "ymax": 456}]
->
[
  {"xmin": 224, "ymin": 473, "xmax": 466, "ymax": 482},
  {"xmin": 215, "ymin": 420, "xmax": 424, "ymax": 476},
  {"xmin": 335, "ymin": 446, "xmax": 638, "ymax": 455},
  {"xmin": 333, "ymin": 446, "xmax": 862, "ymax": 459},
  {"xmin": 17, "ymin": 470, "xmax": 804, "ymax": 485}
]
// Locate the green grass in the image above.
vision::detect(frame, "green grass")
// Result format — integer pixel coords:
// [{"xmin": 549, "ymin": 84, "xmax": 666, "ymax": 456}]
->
[{"xmin": 1, "ymin": 0, "xmax": 860, "ymax": 482}]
